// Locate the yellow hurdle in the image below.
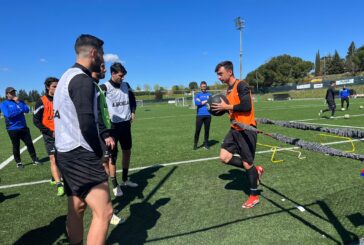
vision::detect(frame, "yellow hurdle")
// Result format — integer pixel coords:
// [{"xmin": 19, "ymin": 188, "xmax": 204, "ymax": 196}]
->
[
  {"xmin": 318, "ymin": 134, "xmax": 355, "ymax": 153},
  {"xmin": 258, "ymin": 142, "xmax": 306, "ymax": 163}
]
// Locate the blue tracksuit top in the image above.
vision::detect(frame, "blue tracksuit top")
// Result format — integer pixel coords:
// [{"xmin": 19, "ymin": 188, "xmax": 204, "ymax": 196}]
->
[
  {"xmin": 194, "ymin": 91, "xmax": 211, "ymax": 116},
  {"xmin": 339, "ymin": 89, "xmax": 350, "ymax": 99},
  {"xmin": 0, "ymin": 99, "xmax": 29, "ymax": 130}
]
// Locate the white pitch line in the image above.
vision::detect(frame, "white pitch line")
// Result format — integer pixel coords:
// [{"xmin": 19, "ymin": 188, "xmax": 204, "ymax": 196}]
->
[
  {"xmin": 292, "ymin": 113, "xmax": 364, "ymax": 122},
  {"xmin": 295, "ymin": 121, "xmax": 364, "ymax": 129},
  {"xmin": 1, "ymin": 138, "xmax": 363, "ymax": 190},
  {"xmin": 0, "ymin": 135, "xmax": 43, "ymax": 170}
]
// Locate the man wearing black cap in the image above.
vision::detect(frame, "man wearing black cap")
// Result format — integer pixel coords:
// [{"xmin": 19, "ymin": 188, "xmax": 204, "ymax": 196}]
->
[{"xmin": 0, "ymin": 87, "xmax": 39, "ymax": 168}]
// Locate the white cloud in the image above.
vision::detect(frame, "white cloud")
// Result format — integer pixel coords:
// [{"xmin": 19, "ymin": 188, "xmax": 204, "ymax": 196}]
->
[
  {"xmin": 103, "ymin": 53, "xmax": 123, "ymax": 63},
  {"xmin": 40, "ymin": 58, "xmax": 47, "ymax": 63}
]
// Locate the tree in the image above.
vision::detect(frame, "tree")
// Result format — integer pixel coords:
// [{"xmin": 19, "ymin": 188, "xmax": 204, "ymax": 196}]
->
[
  {"xmin": 135, "ymin": 85, "xmax": 141, "ymax": 91},
  {"xmin": 353, "ymin": 45, "xmax": 364, "ymax": 72},
  {"xmin": 153, "ymin": 84, "xmax": 160, "ymax": 91},
  {"xmin": 154, "ymin": 90, "xmax": 163, "ymax": 100},
  {"xmin": 171, "ymin": 85, "xmax": 179, "ymax": 91},
  {"xmin": 315, "ymin": 51, "xmax": 321, "ymax": 76},
  {"xmin": 17, "ymin": 89, "xmax": 29, "ymax": 101},
  {"xmin": 143, "ymin": 84, "xmax": 150, "ymax": 92},
  {"xmin": 28, "ymin": 90, "xmax": 41, "ymax": 102},
  {"xmin": 188, "ymin": 81, "xmax": 198, "ymax": 90},
  {"xmin": 346, "ymin": 41, "xmax": 357, "ymax": 74},
  {"xmin": 245, "ymin": 54, "xmax": 313, "ymax": 87},
  {"xmin": 327, "ymin": 50, "xmax": 345, "ymax": 75}
]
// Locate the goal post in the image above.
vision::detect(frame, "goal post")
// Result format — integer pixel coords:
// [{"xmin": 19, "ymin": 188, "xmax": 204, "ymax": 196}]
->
[{"xmin": 136, "ymin": 99, "xmax": 144, "ymax": 107}]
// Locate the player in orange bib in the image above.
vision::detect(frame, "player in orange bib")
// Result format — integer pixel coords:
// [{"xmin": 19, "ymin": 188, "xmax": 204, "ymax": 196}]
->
[
  {"xmin": 33, "ymin": 77, "xmax": 64, "ymax": 196},
  {"xmin": 212, "ymin": 61, "xmax": 264, "ymax": 209}
]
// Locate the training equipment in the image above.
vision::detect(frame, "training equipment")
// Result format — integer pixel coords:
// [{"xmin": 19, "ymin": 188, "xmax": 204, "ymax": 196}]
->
[
  {"xmin": 232, "ymin": 120, "xmax": 364, "ymax": 161},
  {"xmin": 361, "ymin": 169, "xmax": 364, "ymax": 177},
  {"xmin": 360, "ymin": 105, "xmax": 364, "ymax": 109},
  {"xmin": 206, "ymin": 94, "xmax": 229, "ymax": 116},
  {"xmin": 344, "ymin": 114, "xmax": 350, "ymax": 119}
]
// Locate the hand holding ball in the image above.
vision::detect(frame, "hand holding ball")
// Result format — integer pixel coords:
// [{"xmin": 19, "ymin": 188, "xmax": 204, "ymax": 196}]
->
[{"xmin": 207, "ymin": 94, "xmax": 229, "ymax": 116}]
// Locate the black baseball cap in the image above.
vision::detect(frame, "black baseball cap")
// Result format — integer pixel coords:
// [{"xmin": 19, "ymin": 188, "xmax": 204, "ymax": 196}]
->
[{"xmin": 5, "ymin": 87, "xmax": 16, "ymax": 93}]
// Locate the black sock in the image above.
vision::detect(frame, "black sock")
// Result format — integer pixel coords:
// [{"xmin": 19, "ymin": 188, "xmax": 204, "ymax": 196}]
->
[
  {"xmin": 227, "ymin": 156, "xmax": 244, "ymax": 169},
  {"xmin": 56, "ymin": 182, "xmax": 63, "ymax": 187},
  {"xmin": 246, "ymin": 166, "xmax": 258, "ymax": 196},
  {"xmin": 122, "ymin": 168, "xmax": 128, "ymax": 182},
  {"xmin": 110, "ymin": 177, "xmax": 118, "ymax": 188}
]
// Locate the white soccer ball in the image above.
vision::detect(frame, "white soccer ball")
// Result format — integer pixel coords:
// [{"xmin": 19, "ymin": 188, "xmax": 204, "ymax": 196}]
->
[
  {"xmin": 341, "ymin": 108, "xmax": 345, "ymax": 111},
  {"xmin": 344, "ymin": 114, "xmax": 350, "ymax": 119},
  {"xmin": 360, "ymin": 105, "xmax": 364, "ymax": 109}
]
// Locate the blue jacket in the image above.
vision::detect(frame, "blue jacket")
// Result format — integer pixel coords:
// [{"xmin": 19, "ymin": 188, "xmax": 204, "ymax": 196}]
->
[
  {"xmin": 339, "ymin": 88, "xmax": 350, "ymax": 99},
  {"xmin": 0, "ymin": 99, "xmax": 29, "ymax": 130},
  {"xmin": 194, "ymin": 91, "xmax": 211, "ymax": 116}
]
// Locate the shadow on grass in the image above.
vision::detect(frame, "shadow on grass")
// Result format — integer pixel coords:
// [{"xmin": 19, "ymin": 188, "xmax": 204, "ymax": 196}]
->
[
  {"xmin": 0, "ymin": 192, "xmax": 20, "ymax": 203},
  {"xmin": 13, "ymin": 215, "xmax": 67, "ymax": 245},
  {"xmin": 107, "ymin": 167, "xmax": 176, "ymax": 245},
  {"xmin": 218, "ymin": 168, "xmax": 255, "ymax": 196},
  {"xmin": 143, "ymin": 180, "xmax": 355, "ymax": 244},
  {"xmin": 112, "ymin": 165, "xmax": 163, "ymax": 213},
  {"xmin": 347, "ymin": 213, "xmax": 364, "ymax": 227},
  {"xmin": 107, "ymin": 198, "xmax": 170, "ymax": 245}
]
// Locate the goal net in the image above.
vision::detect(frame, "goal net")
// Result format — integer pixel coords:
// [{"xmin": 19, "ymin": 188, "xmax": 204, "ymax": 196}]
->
[{"xmin": 136, "ymin": 99, "xmax": 144, "ymax": 107}]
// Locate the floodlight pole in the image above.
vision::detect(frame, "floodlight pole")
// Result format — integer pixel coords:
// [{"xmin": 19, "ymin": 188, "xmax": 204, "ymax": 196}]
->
[{"xmin": 235, "ymin": 17, "xmax": 245, "ymax": 80}]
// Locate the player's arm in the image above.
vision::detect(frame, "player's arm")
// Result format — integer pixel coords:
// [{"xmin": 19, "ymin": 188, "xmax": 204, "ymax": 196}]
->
[
  {"xmin": 33, "ymin": 98, "xmax": 53, "ymax": 136},
  {"xmin": 69, "ymin": 74, "xmax": 103, "ymax": 158},
  {"xmin": 127, "ymin": 83, "xmax": 137, "ymax": 113},
  {"xmin": 1, "ymin": 101, "xmax": 25, "ymax": 118},
  {"xmin": 232, "ymin": 82, "xmax": 252, "ymax": 112}
]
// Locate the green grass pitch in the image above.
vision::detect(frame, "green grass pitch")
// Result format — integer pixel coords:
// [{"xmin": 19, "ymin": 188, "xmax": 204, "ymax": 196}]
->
[{"xmin": 0, "ymin": 98, "xmax": 364, "ymax": 244}]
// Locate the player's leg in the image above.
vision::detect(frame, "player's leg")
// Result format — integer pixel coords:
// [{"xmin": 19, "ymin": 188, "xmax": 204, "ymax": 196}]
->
[
  {"xmin": 341, "ymin": 98, "xmax": 344, "ymax": 109},
  {"xmin": 194, "ymin": 116, "xmax": 203, "ymax": 149},
  {"xmin": 220, "ymin": 129, "xmax": 244, "ymax": 168},
  {"xmin": 66, "ymin": 196, "xmax": 87, "ymax": 244},
  {"xmin": 120, "ymin": 121, "xmax": 137, "ymax": 187},
  {"xmin": 346, "ymin": 98, "xmax": 349, "ymax": 109},
  {"xmin": 20, "ymin": 127, "xmax": 38, "ymax": 163},
  {"xmin": 109, "ymin": 140, "xmax": 122, "ymax": 197},
  {"xmin": 85, "ymin": 181, "xmax": 113, "ymax": 245},
  {"xmin": 203, "ymin": 116, "xmax": 211, "ymax": 149},
  {"xmin": 7, "ymin": 130, "xmax": 22, "ymax": 167}
]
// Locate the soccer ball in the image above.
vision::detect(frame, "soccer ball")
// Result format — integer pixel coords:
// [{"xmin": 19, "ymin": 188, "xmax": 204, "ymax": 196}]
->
[
  {"xmin": 344, "ymin": 114, "xmax": 350, "ymax": 119},
  {"xmin": 207, "ymin": 94, "xmax": 229, "ymax": 116},
  {"xmin": 341, "ymin": 108, "xmax": 345, "ymax": 111},
  {"xmin": 360, "ymin": 105, "xmax": 364, "ymax": 109}
]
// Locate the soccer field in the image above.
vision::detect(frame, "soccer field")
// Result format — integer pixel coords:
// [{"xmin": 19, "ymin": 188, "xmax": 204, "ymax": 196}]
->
[{"xmin": 1, "ymin": 99, "xmax": 364, "ymax": 244}]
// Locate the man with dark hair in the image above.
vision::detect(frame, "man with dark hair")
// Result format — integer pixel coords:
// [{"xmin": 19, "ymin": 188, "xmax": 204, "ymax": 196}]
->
[
  {"xmin": 99, "ymin": 62, "xmax": 138, "ymax": 196},
  {"xmin": 319, "ymin": 81, "xmax": 336, "ymax": 118},
  {"xmin": 339, "ymin": 85, "xmax": 350, "ymax": 110},
  {"xmin": 194, "ymin": 81, "xmax": 212, "ymax": 150},
  {"xmin": 33, "ymin": 77, "xmax": 64, "ymax": 196},
  {"xmin": 53, "ymin": 34, "xmax": 114, "ymax": 244},
  {"xmin": 92, "ymin": 63, "xmax": 125, "ymax": 226},
  {"xmin": 1, "ymin": 87, "xmax": 39, "ymax": 168},
  {"xmin": 212, "ymin": 61, "xmax": 264, "ymax": 209}
]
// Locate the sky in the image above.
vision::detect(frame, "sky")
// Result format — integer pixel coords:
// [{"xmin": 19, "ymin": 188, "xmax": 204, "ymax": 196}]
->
[{"xmin": 0, "ymin": 0, "xmax": 364, "ymax": 93}]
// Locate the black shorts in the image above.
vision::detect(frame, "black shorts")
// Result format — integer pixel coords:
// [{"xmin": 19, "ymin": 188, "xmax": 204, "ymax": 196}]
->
[
  {"xmin": 56, "ymin": 147, "xmax": 108, "ymax": 199},
  {"xmin": 221, "ymin": 128, "xmax": 257, "ymax": 165},
  {"xmin": 110, "ymin": 120, "xmax": 132, "ymax": 163},
  {"xmin": 43, "ymin": 134, "xmax": 56, "ymax": 155},
  {"xmin": 327, "ymin": 100, "xmax": 336, "ymax": 110}
]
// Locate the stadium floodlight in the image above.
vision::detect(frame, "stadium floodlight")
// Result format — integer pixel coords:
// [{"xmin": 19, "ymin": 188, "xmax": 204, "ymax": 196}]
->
[{"xmin": 235, "ymin": 17, "xmax": 245, "ymax": 80}]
